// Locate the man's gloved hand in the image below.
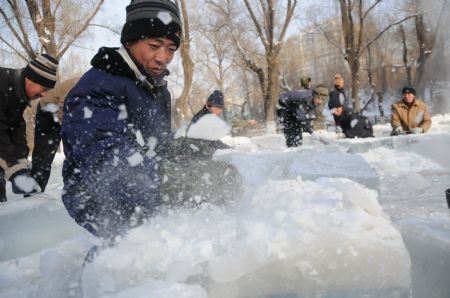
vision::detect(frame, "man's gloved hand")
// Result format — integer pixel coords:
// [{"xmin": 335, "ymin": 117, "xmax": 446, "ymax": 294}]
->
[
  {"xmin": 394, "ymin": 126, "xmax": 404, "ymax": 135},
  {"xmin": 410, "ymin": 127, "xmax": 423, "ymax": 134},
  {"xmin": 10, "ymin": 169, "xmax": 41, "ymax": 195}
]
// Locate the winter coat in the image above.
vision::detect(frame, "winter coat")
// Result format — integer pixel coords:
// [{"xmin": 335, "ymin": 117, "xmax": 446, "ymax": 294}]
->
[
  {"xmin": 391, "ymin": 99, "xmax": 431, "ymax": 132},
  {"xmin": 278, "ymin": 90, "xmax": 316, "ymax": 125},
  {"xmin": 190, "ymin": 105, "xmax": 210, "ymax": 124},
  {"xmin": 333, "ymin": 108, "xmax": 373, "ymax": 139},
  {"xmin": 61, "ymin": 47, "xmax": 172, "ymax": 238},
  {"xmin": 329, "ymin": 86, "xmax": 349, "ymax": 109},
  {"xmin": 0, "ymin": 67, "xmax": 30, "ymax": 180},
  {"xmin": 277, "ymin": 90, "xmax": 316, "ymax": 147}
]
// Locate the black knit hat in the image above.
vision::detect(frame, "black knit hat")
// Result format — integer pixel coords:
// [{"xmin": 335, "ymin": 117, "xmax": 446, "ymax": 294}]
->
[
  {"xmin": 207, "ymin": 90, "xmax": 224, "ymax": 108},
  {"xmin": 402, "ymin": 85, "xmax": 416, "ymax": 95},
  {"xmin": 121, "ymin": 0, "xmax": 182, "ymax": 48},
  {"xmin": 23, "ymin": 54, "xmax": 59, "ymax": 89}
]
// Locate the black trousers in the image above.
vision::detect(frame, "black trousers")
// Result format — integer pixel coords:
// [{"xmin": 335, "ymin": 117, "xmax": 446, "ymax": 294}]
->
[
  {"xmin": 0, "ymin": 168, "xmax": 6, "ymax": 202},
  {"xmin": 31, "ymin": 105, "xmax": 61, "ymax": 192},
  {"xmin": 283, "ymin": 124, "xmax": 303, "ymax": 147}
]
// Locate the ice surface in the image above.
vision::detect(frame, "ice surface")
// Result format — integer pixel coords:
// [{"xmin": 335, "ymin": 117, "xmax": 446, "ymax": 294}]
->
[
  {"xmin": 1, "ymin": 113, "xmax": 450, "ymax": 297},
  {"xmin": 216, "ymin": 149, "xmax": 380, "ymax": 193},
  {"xmin": 0, "ymin": 196, "xmax": 86, "ymax": 261}
]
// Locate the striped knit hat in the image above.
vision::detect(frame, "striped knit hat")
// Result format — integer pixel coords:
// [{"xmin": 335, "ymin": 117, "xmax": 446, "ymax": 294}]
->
[{"xmin": 24, "ymin": 54, "xmax": 59, "ymax": 89}]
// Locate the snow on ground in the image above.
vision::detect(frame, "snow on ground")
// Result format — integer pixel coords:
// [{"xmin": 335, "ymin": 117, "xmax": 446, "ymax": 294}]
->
[{"xmin": 1, "ymin": 114, "xmax": 450, "ymax": 297}]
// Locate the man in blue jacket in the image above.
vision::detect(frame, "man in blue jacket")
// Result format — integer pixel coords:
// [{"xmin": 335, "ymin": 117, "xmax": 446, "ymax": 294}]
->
[
  {"xmin": 277, "ymin": 85, "xmax": 329, "ymax": 147},
  {"xmin": 61, "ymin": 0, "xmax": 182, "ymax": 239}
]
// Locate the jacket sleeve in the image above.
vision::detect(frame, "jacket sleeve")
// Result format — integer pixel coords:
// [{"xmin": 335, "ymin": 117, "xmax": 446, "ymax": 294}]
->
[
  {"xmin": 390, "ymin": 103, "xmax": 401, "ymax": 129},
  {"xmin": 0, "ymin": 107, "xmax": 29, "ymax": 175},
  {"xmin": 420, "ymin": 103, "xmax": 432, "ymax": 132}
]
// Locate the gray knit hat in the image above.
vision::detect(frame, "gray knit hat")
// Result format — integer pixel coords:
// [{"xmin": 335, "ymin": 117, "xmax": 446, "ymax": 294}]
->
[{"xmin": 24, "ymin": 54, "xmax": 59, "ymax": 89}]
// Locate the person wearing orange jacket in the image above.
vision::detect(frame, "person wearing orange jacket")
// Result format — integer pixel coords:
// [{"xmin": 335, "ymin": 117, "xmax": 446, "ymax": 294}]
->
[{"xmin": 391, "ymin": 86, "xmax": 431, "ymax": 135}]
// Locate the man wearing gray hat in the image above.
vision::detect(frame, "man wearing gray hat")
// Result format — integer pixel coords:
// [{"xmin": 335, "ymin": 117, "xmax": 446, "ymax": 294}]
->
[
  {"xmin": 61, "ymin": 0, "xmax": 182, "ymax": 239},
  {"xmin": 0, "ymin": 54, "xmax": 59, "ymax": 202}
]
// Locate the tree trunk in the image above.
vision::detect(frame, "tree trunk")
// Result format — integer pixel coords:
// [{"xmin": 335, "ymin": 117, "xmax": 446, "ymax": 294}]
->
[
  {"xmin": 173, "ymin": 0, "xmax": 193, "ymax": 128},
  {"xmin": 400, "ymin": 25, "xmax": 412, "ymax": 85}
]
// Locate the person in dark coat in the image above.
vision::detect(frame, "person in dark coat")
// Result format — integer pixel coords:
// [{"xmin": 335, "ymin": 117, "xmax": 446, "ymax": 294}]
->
[
  {"xmin": 61, "ymin": 0, "xmax": 182, "ymax": 239},
  {"xmin": 190, "ymin": 90, "xmax": 224, "ymax": 126},
  {"xmin": 329, "ymin": 73, "xmax": 350, "ymax": 109},
  {"xmin": 0, "ymin": 54, "xmax": 59, "ymax": 202},
  {"xmin": 277, "ymin": 85, "xmax": 329, "ymax": 147},
  {"xmin": 328, "ymin": 94, "xmax": 374, "ymax": 139}
]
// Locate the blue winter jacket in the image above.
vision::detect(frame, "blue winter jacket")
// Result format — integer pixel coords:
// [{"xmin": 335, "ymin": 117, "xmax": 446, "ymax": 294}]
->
[{"xmin": 61, "ymin": 47, "xmax": 172, "ymax": 238}]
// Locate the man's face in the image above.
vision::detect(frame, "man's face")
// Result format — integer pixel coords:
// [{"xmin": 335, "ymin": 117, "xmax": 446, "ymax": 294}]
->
[
  {"xmin": 335, "ymin": 76, "xmax": 344, "ymax": 88},
  {"xmin": 127, "ymin": 37, "xmax": 177, "ymax": 77},
  {"xmin": 403, "ymin": 92, "xmax": 415, "ymax": 104},
  {"xmin": 24, "ymin": 78, "xmax": 49, "ymax": 100},
  {"xmin": 332, "ymin": 106, "xmax": 344, "ymax": 116},
  {"xmin": 209, "ymin": 106, "xmax": 223, "ymax": 116},
  {"xmin": 313, "ymin": 96, "xmax": 323, "ymax": 106}
]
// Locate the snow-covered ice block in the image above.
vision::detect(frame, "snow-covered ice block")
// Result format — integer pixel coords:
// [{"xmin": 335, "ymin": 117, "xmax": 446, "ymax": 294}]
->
[
  {"xmin": 397, "ymin": 216, "xmax": 450, "ymax": 298},
  {"xmin": 216, "ymin": 150, "xmax": 380, "ymax": 192},
  {"xmin": 81, "ymin": 178, "xmax": 410, "ymax": 298},
  {"xmin": 0, "ymin": 196, "xmax": 85, "ymax": 261}
]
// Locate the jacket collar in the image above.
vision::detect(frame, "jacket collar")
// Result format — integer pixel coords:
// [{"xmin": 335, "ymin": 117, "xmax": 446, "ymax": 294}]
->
[{"xmin": 14, "ymin": 69, "xmax": 30, "ymax": 106}]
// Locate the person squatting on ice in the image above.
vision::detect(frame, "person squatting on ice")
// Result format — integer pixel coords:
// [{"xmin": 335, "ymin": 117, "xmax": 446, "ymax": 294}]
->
[
  {"xmin": 0, "ymin": 54, "xmax": 59, "ymax": 203},
  {"xmin": 61, "ymin": 0, "xmax": 182, "ymax": 239}
]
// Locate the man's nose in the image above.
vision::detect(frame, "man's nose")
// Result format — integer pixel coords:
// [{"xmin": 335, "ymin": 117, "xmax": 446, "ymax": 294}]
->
[{"xmin": 155, "ymin": 47, "xmax": 172, "ymax": 64}]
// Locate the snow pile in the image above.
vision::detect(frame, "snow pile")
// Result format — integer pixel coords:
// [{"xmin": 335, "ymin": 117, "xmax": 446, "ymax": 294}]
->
[
  {"xmin": 175, "ymin": 114, "xmax": 230, "ymax": 140},
  {"xmin": 81, "ymin": 178, "xmax": 410, "ymax": 297}
]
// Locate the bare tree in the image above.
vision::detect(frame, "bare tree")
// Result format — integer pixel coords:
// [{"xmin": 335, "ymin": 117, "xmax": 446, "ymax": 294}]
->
[
  {"xmin": 0, "ymin": 0, "xmax": 105, "ymax": 61},
  {"xmin": 208, "ymin": 0, "xmax": 297, "ymax": 126},
  {"xmin": 173, "ymin": 0, "xmax": 194, "ymax": 127},
  {"xmin": 412, "ymin": 0, "xmax": 449, "ymax": 94},
  {"xmin": 325, "ymin": 0, "xmax": 416, "ymax": 111}
]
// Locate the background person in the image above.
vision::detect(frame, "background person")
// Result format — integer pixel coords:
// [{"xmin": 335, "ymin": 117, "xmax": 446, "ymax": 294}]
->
[
  {"xmin": 328, "ymin": 95, "xmax": 373, "ymax": 139},
  {"xmin": 190, "ymin": 90, "xmax": 224, "ymax": 125},
  {"xmin": 329, "ymin": 73, "xmax": 349, "ymax": 109},
  {"xmin": 0, "ymin": 54, "xmax": 58, "ymax": 202},
  {"xmin": 391, "ymin": 86, "xmax": 431, "ymax": 135},
  {"xmin": 278, "ymin": 85, "xmax": 329, "ymax": 147}
]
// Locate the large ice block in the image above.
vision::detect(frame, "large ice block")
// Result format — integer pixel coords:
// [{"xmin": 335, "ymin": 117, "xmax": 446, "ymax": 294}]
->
[
  {"xmin": 216, "ymin": 149, "xmax": 380, "ymax": 192},
  {"xmin": 397, "ymin": 217, "xmax": 450, "ymax": 298},
  {"xmin": 0, "ymin": 196, "xmax": 85, "ymax": 261}
]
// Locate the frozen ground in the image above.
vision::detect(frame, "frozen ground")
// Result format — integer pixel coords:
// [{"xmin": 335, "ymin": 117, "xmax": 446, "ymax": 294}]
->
[{"xmin": 1, "ymin": 114, "xmax": 450, "ymax": 297}]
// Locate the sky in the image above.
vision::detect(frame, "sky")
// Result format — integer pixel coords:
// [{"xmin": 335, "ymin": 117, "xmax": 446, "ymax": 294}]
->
[{"xmin": 1, "ymin": 113, "xmax": 450, "ymax": 297}]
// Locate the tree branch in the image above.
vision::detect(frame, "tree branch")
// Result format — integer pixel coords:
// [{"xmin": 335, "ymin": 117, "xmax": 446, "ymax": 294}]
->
[
  {"xmin": 243, "ymin": 0, "xmax": 268, "ymax": 50},
  {"xmin": 360, "ymin": 14, "xmax": 419, "ymax": 58},
  {"xmin": 58, "ymin": 0, "xmax": 105, "ymax": 58}
]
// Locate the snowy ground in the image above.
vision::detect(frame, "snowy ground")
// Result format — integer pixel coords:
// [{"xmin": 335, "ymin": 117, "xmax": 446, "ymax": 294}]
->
[{"xmin": 1, "ymin": 113, "xmax": 450, "ymax": 297}]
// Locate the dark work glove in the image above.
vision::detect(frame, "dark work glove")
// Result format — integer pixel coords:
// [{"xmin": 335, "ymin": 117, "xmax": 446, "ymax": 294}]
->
[{"xmin": 10, "ymin": 169, "xmax": 41, "ymax": 195}]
